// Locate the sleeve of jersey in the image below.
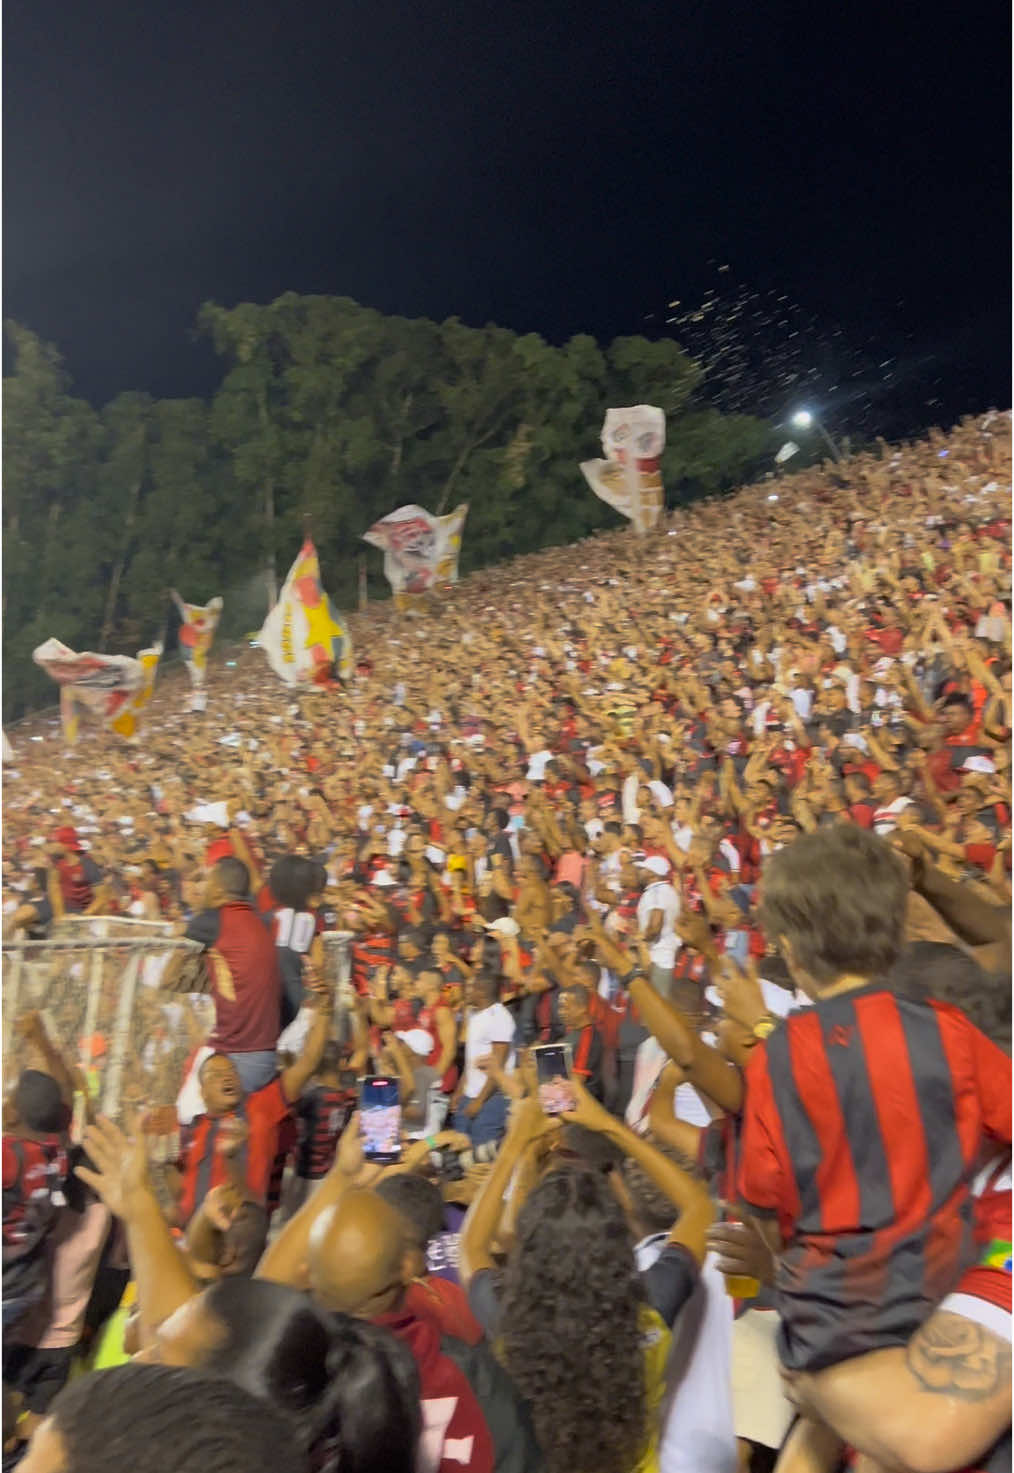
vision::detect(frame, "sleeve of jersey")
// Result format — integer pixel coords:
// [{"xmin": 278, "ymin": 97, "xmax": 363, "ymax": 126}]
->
[
  {"xmin": 737, "ymin": 1046, "xmax": 789, "ymax": 1222},
  {"xmin": 969, "ymin": 1021, "xmax": 1013, "ymax": 1146},
  {"xmin": 184, "ymin": 909, "xmax": 221, "ymax": 948},
  {"xmin": 942, "ymin": 1254, "xmax": 1012, "ymax": 1345},
  {"xmin": 639, "ymin": 1243, "xmax": 698, "ymax": 1328}
]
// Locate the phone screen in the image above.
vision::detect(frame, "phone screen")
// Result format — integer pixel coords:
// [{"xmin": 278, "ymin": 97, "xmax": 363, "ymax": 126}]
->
[
  {"xmin": 534, "ymin": 1044, "xmax": 575, "ymax": 1115},
  {"xmin": 359, "ymin": 1076, "xmax": 402, "ymax": 1163}
]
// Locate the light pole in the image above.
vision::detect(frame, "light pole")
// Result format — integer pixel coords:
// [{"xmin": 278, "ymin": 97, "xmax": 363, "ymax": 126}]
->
[{"xmin": 791, "ymin": 408, "xmax": 841, "ymax": 463}]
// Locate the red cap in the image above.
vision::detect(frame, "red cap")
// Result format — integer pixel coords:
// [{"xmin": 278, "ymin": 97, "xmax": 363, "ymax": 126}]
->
[{"xmin": 53, "ymin": 826, "xmax": 82, "ymax": 852}]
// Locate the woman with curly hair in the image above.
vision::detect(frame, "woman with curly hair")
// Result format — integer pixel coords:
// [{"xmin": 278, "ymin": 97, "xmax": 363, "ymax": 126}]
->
[
  {"xmin": 501, "ymin": 1166, "xmax": 657, "ymax": 1473},
  {"xmin": 460, "ymin": 1090, "xmax": 713, "ymax": 1473}
]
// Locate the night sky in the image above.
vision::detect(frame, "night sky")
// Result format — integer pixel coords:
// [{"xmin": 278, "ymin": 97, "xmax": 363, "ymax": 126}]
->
[{"xmin": 5, "ymin": 0, "xmax": 1010, "ymax": 439}]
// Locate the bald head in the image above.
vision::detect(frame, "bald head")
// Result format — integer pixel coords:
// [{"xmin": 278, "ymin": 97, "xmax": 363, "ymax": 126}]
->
[{"xmin": 308, "ymin": 1189, "xmax": 408, "ymax": 1316}]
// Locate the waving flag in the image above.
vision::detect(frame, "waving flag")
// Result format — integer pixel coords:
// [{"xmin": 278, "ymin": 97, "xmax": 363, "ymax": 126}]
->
[
  {"xmin": 580, "ymin": 406, "xmax": 665, "ymax": 535},
  {"xmin": 258, "ymin": 540, "xmax": 352, "ymax": 688},
  {"xmin": 33, "ymin": 639, "xmax": 162, "ymax": 744},
  {"xmin": 363, "ymin": 504, "xmax": 468, "ymax": 600},
  {"xmin": 171, "ymin": 592, "xmax": 223, "ymax": 691}
]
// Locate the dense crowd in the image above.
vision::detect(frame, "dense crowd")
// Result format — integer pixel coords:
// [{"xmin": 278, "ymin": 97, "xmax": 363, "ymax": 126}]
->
[{"xmin": 2, "ymin": 412, "xmax": 1011, "ymax": 1473}]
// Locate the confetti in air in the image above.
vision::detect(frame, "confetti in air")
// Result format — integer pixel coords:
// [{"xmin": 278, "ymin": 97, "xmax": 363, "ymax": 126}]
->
[{"xmin": 642, "ymin": 263, "xmax": 963, "ymax": 442}]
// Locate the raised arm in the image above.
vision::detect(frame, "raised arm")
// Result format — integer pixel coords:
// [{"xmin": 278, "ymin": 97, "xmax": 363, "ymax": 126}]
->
[
  {"xmin": 629, "ymin": 974, "xmax": 744, "ymax": 1114},
  {"xmin": 563, "ymin": 1080, "xmax": 714, "ymax": 1263},
  {"xmin": 77, "ymin": 1117, "xmax": 198, "ymax": 1342}
]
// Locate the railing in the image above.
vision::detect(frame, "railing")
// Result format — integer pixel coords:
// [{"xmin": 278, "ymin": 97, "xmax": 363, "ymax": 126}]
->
[{"xmin": 2, "ymin": 921, "xmax": 354, "ymax": 1126}]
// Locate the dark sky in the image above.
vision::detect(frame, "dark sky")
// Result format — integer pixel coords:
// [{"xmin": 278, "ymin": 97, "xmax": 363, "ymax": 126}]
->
[{"xmin": 5, "ymin": 0, "xmax": 1010, "ymax": 437}]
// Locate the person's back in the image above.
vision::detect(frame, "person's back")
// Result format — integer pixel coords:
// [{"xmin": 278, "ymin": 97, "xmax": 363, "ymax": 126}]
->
[
  {"xmin": 183, "ymin": 859, "xmax": 281, "ymax": 1067},
  {"xmin": 740, "ymin": 827, "xmax": 1012, "ymax": 1373},
  {"xmin": 3, "ymin": 1072, "xmax": 71, "ymax": 1334}
]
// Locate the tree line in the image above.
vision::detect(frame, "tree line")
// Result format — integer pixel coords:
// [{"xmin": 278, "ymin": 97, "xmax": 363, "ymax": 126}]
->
[{"xmin": 2, "ymin": 294, "xmax": 777, "ymax": 720}]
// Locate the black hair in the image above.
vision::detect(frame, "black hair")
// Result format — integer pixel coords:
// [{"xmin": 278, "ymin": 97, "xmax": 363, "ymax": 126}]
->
[
  {"xmin": 621, "ymin": 1140, "xmax": 699, "ymax": 1233},
  {"xmin": 196, "ymin": 1278, "xmax": 421, "ymax": 1473},
  {"xmin": 375, "ymin": 1173, "xmax": 446, "ymax": 1250},
  {"xmin": 889, "ymin": 943, "xmax": 1011, "ymax": 1052},
  {"xmin": 319, "ymin": 1040, "xmax": 345, "ymax": 1075},
  {"xmin": 47, "ymin": 1362, "xmax": 307, "ymax": 1473},
  {"xmin": 214, "ymin": 856, "xmax": 251, "ymax": 900},
  {"xmin": 561, "ymin": 982, "xmax": 591, "ymax": 1010},
  {"xmin": 491, "ymin": 808, "xmax": 510, "ymax": 831},
  {"xmin": 268, "ymin": 856, "xmax": 318, "ymax": 910},
  {"xmin": 554, "ymin": 1124, "xmax": 624, "ymax": 1174},
  {"xmin": 471, "ymin": 968, "xmax": 502, "ymax": 1003},
  {"xmin": 500, "ymin": 1166, "xmax": 645, "ymax": 1473},
  {"xmin": 15, "ymin": 1069, "xmax": 70, "ymax": 1135}
]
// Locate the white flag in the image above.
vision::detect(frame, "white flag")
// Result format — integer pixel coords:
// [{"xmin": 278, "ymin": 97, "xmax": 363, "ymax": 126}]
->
[{"xmin": 580, "ymin": 406, "xmax": 665, "ymax": 535}]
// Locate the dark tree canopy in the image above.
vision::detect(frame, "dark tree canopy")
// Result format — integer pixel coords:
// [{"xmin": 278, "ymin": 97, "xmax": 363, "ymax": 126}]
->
[{"xmin": 2, "ymin": 297, "xmax": 776, "ymax": 720}]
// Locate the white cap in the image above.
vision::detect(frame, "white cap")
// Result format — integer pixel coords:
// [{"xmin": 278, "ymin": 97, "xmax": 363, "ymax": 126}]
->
[
  {"xmin": 485, "ymin": 916, "xmax": 520, "ymax": 938},
  {"xmin": 639, "ymin": 855, "xmax": 670, "ymax": 879}
]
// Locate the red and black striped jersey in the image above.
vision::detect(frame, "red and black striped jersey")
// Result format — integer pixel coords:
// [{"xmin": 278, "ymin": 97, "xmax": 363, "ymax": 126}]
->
[{"xmin": 738, "ymin": 987, "xmax": 1011, "ymax": 1371}]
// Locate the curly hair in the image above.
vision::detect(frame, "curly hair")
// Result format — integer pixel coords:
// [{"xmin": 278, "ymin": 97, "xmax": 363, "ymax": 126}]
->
[{"xmin": 498, "ymin": 1165, "xmax": 647, "ymax": 1473}]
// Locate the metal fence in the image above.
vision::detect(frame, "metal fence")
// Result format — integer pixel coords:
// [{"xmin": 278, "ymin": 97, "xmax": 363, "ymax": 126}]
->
[{"xmin": 2, "ymin": 918, "xmax": 354, "ymax": 1128}]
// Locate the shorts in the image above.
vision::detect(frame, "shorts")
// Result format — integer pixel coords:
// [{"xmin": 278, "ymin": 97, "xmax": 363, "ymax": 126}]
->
[
  {"xmin": 730, "ymin": 1309, "xmax": 795, "ymax": 1450},
  {"xmin": 227, "ymin": 1050, "xmax": 278, "ymax": 1094}
]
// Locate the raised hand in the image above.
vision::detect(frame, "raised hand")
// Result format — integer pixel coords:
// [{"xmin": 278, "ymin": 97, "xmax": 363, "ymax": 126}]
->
[
  {"xmin": 715, "ymin": 954, "xmax": 768, "ymax": 1031},
  {"xmin": 76, "ymin": 1115, "xmax": 152, "ymax": 1219}
]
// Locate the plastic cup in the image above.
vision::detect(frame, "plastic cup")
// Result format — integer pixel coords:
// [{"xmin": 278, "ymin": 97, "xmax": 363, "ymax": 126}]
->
[
  {"xmin": 723, "ymin": 1272, "xmax": 761, "ymax": 1299},
  {"xmin": 718, "ymin": 1207, "xmax": 761, "ymax": 1299}
]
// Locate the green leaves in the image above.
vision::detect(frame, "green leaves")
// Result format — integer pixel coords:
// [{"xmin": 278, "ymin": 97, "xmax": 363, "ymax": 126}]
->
[{"xmin": 3, "ymin": 298, "xmax": 775, "ymax": 720}]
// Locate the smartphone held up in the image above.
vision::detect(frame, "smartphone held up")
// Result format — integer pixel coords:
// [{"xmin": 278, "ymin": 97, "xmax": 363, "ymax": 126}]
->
[
  {"xmin": 533, "ymin": 1043, "xmax": 576, "ymax": 1116},
  {"xmin": 359, "ymin": 1075, "xmax": 402, "ymax": 1164}
]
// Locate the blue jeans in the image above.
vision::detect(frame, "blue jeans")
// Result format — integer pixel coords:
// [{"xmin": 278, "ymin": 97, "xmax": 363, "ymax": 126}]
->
[
  {"xmin": 228, "ymin": 1050, "xmax": 278, "ymax": 1095},
  {"xmin": 453, "ymin": 1091, "xmax": 508, "ymax": 1148}
]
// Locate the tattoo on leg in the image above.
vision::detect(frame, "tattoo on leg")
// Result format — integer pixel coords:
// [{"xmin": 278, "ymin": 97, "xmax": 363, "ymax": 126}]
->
[{"xmin": 906, "ymin": 1312, "xmax": 1012, "ymax": 1401}]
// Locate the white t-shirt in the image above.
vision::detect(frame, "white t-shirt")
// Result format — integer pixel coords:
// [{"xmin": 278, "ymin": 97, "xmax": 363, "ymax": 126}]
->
[
  {"xmin": 637, "ymin": 881, "xmax": 682, "ymax": 970},
  {"xmin": 463, "ymin": 1002, "xmax": 516, "ymax": 1097},
  {"xmin": 636, "ymin": 1237, "xmax": 738, "ymax": 1473},
  {"xmin": 526, "ymin": 749, "xmax": 554, "ymax": 782}
]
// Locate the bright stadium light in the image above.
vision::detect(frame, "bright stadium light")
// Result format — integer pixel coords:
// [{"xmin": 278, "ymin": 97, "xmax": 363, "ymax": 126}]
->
[{"xmin": 790, "ymin": 407, "xmax": 840, "ymax": 462}]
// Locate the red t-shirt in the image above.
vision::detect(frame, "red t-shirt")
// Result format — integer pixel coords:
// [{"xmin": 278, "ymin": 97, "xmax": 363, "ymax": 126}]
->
[
  {"xmin": 184, "ymin": 902, "xmax": 281, "ymax": 1053},
  {"xmin": 179, "ymin": 1078, "xmax": 291, "ymax": 1223},
  {"xmin": 2, "ymin": 1136, "xmax": 68, "ymax": 1248},
  {"xmin": 373, "ymin": 1301, "xmax": 494, "ymax": 1473},
  {"xmin": 405, "ymin": 1276, "xmax": 483, "ymax": 1346}
]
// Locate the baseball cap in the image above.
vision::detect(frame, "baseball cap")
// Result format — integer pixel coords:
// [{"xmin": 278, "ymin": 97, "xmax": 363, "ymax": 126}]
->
[
  {"xmin": 484, "ymin": 916, "xmax": 521, "ymax": 938},
  {"xmin": 638, "ymin": 855, "xmax": 671, "ymax": 879}
]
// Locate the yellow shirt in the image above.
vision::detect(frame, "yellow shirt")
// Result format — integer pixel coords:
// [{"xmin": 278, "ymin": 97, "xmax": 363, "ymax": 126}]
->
[{"xmin": 634, "ymin": 1303, "xmax": 672, "ymax": 1473}]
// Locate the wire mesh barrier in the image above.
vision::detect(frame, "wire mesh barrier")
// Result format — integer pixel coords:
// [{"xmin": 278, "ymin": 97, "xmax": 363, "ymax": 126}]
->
[{"xmin": 1, "ymin": 920, "xmax": 355, "ymax": 1130}]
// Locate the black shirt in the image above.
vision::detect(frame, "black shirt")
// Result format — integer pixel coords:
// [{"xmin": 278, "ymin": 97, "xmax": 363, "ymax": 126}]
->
[{"xmin": 468, "ymin": 1242, "xmax": 697, "ymax": 1336}]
